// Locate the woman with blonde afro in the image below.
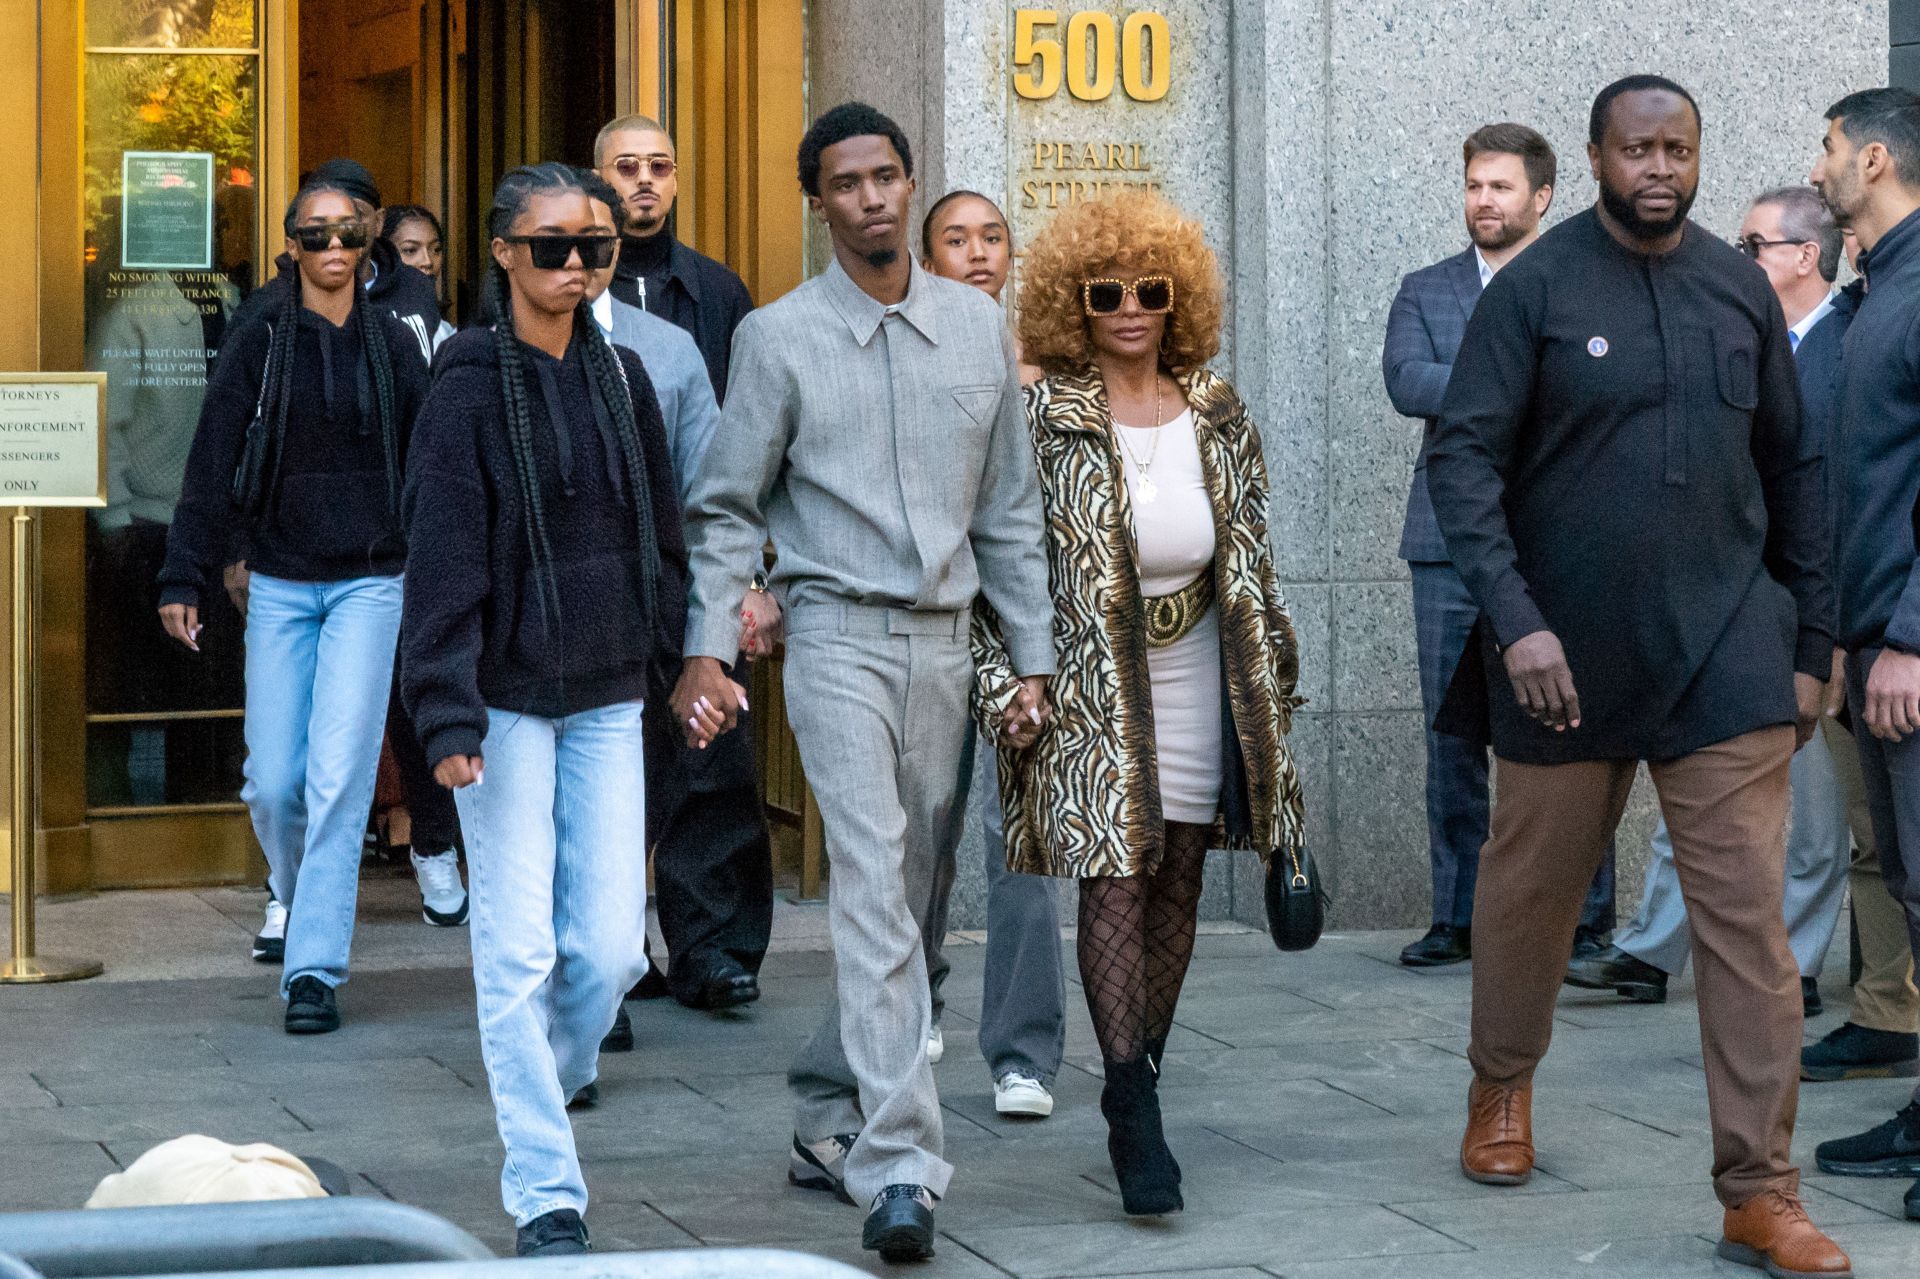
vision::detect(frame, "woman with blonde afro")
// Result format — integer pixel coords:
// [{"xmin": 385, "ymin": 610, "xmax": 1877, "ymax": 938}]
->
[{"xmin": 974, "ymin": 190, "xmax": 1308, "ymax": 1216}]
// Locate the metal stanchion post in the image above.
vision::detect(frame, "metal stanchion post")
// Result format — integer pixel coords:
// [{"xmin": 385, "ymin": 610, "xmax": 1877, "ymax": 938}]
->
[{"xmin": 0, "ymin": 508, "xmax": 100, "ymax": 983}]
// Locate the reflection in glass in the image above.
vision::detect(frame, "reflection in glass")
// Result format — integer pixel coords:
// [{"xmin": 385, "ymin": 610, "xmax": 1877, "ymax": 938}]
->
[
  {"xmin": 88, "ymin": 0, "xmax": 256, "ymax": 50},
  {"xmin": 83, "ymin": 32, "xmax": 258, "ymax": 808}
]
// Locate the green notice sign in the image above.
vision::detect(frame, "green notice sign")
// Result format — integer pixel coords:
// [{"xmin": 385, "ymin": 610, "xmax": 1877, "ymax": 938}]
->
[{"xmin": 121, "ymin": 152, "xmax": 215, "ymax": 271}]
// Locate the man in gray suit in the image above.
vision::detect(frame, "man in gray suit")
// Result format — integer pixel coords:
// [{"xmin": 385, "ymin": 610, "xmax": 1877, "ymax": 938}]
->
[
  {"xmin": 1385, "ymin": 123, "xmax": 1616, "ymax": 967},
  {"xmin": 670, "ymin": 103, "xmax": 1054, "ymax": 1263}
]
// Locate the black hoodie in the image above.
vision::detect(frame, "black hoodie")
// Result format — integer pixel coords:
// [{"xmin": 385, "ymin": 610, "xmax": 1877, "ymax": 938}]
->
[
  {"xmin": 158, "ymin": 303, "xmax": 429, "ymax": 608},
  {"xmin": 228, "ymin": 237, "xmax": 444, "ymax": 368},
  {"xmin": 400, "ymin": 326, "xmax": 688, "ymax": 767}
]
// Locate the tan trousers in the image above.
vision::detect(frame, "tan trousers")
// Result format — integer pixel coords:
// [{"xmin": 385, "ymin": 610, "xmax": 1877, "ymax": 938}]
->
[
  {"xmin": 1821, "ymin": 714, "xmax": 1920, "ymax": 1032},
  {"xmin": 1468, "ymin": 725, "xmax": 1801, "ymax": 1207}
]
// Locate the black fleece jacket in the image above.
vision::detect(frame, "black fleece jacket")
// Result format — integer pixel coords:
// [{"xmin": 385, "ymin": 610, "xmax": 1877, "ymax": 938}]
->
[
  {"xmin": 400, "ymin": 327, "xmax": 688, "ymax": 767},
  {"xmin": 158, "ymin": 305, "xmax": 428, "ymax": 608}
]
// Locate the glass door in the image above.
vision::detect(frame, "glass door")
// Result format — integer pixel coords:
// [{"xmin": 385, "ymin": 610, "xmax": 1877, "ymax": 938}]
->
[{"xmin": 79, "ymin": 0, "xmax": 273, "ymax": 884}]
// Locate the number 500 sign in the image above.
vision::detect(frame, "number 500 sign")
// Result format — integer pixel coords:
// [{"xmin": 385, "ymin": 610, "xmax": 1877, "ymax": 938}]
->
[{"xmin": 1013, "ymin": 9, "xmax": 1172, "ymax": 103}]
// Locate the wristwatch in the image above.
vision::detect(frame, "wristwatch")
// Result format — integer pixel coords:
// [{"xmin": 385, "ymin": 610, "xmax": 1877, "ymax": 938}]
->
[{"xmin": 749, "ymin": 570, "xmax": 769, "ymax": 595}]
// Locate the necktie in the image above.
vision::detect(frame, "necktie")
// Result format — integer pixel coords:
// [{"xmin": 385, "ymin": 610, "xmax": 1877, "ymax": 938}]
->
[{"xmin": 1789, "ymin": 330, "xmax": 1801, "ymax": 353}]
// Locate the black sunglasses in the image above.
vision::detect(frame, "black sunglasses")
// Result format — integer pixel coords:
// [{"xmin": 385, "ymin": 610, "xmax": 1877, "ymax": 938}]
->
[
  {"xmin": 293, "ymin": 222, "xmax": 370, "ymax": 251},
  {"xmin": 504, "ymin": 234, "xmax": 620, "ymax": 270},
  {"xmin": 1082, "ymin": 276, "xmax": 1175, "ymax": 316},
  {"xmin": 612, "ymin": 154, "xmax": 676, "ymax": 181},
  {"xmin": 1734, "ymin": 234, "xmax": 1811, "ymax": 258}
]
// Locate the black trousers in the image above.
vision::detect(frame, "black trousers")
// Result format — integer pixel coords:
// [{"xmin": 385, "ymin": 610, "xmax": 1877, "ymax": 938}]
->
[
  {"xmin": 646, "ymin": 684, "xmax": 774, "ymax": 1001},
  {"xmin": 385, "ymin": 664, "xmax": 462, "ymax": 854}
]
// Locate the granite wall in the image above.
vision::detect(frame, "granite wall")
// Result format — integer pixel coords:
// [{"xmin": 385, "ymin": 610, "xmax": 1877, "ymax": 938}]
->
[{"xmin": 809, "ymin": 1, "xmax": 1889, "ymax": 931}]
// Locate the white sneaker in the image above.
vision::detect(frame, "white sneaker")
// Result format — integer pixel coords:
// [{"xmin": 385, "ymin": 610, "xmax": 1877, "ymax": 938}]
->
[
  {"xmin": 994, "ymin": 1071, "xmax": 1054, "ymax": 1118},
  {"xmin": 927, "ymin": 1025, "xmax": 944, "ymax": 1064},
  {"xmin": 252, "ymin": 899, "xmax": 287, "ymax": 963},
  {"xmin": 411, "ymin": 849, "xmax": 469, "ymax": 926}
]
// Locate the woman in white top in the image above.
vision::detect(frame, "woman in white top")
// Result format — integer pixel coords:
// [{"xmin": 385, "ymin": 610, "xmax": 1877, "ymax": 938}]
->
[{"xmin": 974, "ymin": 190, "xmax": 1308, "ymax": 1218}]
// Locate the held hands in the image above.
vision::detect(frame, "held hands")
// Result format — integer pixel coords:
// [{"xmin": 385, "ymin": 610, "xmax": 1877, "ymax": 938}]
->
[
  {"xmin": 434, "ymin": 755, "xmax": 484, "ymax": 789},
  {"xmin": 670, "ymin": 655, "xmax": 751, "ymax": 750},
  {"xmin": 159, "ymin": 603, "xmax": 202, "ymax": 653},
  {"xmin": 1793, "ymin": 672, "xmax": 1823, "ymax": 750},
  {"xmin": 739, "ymin": 587, "xmax": 783, "ymax": 659},
  {"xmin": 1502, "ymin": 630, "xmax": 1580, "ymax": 732},
  {"xmin": 1864, "ymin": 648, "xmax": 1920, "ymax": 742},
  {"xmin": 998, "ymin": 675, "xmax": 1054, "ymax": 750}
]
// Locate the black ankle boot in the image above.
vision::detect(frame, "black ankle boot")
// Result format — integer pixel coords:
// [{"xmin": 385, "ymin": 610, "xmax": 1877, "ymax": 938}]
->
[
  {"xmin": 1101, "ymin": 1057, "xmax": 1183, "ymax": 1215},
  {"xmin": 1142, "ymin": 1037, "xmax": 1182, "ymax": 1185}
]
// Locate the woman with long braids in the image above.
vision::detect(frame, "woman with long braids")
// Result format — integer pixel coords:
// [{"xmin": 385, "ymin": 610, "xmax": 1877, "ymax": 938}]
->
[
  {"xmin": 400, "ymin": 163, "xmax": 687, "ymax": 1257},
  {"xmin": 158, "ymin": 180, "xmax": 428, "ymax": 1034},
  {"xmin": 975, "ymin": 190, "xmax": 1308, "ymax": 1215}
]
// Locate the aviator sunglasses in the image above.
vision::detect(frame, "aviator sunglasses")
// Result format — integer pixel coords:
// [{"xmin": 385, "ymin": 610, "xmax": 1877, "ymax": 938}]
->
[
  {"xmin": 611, "ymin": 154, "xmax": 676, "ymax": 181},
  {"xmin": 292, "ymin": 221, "xmax": 371, "ymax": 251},
  {"xmin": 1082, "ymin": 275, "xmax": 1175, "ymax": 316},
  {"xmin": 504, "ymin": 234, "xmax": 621, "ymax": 270}
]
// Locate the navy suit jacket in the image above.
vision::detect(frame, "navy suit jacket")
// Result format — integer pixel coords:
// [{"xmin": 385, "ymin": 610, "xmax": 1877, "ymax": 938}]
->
[
  {"xmin": 1793, "ymin": 289, "xmax": 1854, "ymax": 572},
  {"xmin": 1384, "ymin": 248, "xmax": 1483, "ymax": 562}
]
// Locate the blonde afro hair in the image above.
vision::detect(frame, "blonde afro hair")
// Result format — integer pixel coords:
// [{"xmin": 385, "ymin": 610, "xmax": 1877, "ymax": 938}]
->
[{"xmin": 1017, "ymin": 189, "xmax": 1223, "ymax": 376}]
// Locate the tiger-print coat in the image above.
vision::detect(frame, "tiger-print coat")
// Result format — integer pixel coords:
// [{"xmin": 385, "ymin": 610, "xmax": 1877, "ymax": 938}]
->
[{"xmin": 972, "ymin": 364, "xmax": 1308, "ymax": 878}]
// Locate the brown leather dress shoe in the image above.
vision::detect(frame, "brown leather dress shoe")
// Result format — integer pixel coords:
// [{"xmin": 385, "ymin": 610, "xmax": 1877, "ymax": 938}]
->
[
  {"xmin": 1717, "ymin": 1187, "xmax": 1852, "ymax": 1278},
  {"xmin": 1460, "ymin": 1078, "xmax": 1533, "ymax": 1185}
]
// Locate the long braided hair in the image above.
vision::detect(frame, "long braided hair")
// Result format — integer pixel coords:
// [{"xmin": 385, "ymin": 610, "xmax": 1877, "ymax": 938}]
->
[
  {"xmin": 485, "ymin": 162, "xmax": 661, "ymax": 636},
  {"xmin": 236, "ymin": 181, "xmax": 402, "ymax": 520}
]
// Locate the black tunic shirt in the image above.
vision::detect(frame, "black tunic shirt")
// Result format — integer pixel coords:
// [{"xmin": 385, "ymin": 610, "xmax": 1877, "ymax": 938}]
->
[{"xmin": 1426, "ymin": 208, "xmax": 1833, "ymax": 765}]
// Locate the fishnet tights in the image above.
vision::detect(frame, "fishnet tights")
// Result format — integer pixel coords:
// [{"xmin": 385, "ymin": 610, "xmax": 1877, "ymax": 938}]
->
[{"xmin": 1076, "ymin": 821, "xmax": 1212, "ymax": 1066}]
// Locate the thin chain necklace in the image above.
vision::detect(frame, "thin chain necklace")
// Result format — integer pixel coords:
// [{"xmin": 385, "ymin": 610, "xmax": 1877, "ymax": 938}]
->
[{"xmin": 1114, "ymin": 378, "xmax": 1165, "ymax": 504}]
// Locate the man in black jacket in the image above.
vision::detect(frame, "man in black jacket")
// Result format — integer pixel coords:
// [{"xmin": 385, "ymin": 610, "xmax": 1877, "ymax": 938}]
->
[
  {"xmin": 1429, "ymin": 76, "xmax": 1847, "ymax": 1274},
  {"xmin": 1807, "ymin": 85, "xmax": 1920, "ymax": 1225},
  {"xmin": 594, "ymin": 115, "xmax": 772, "ymax": 1013}
]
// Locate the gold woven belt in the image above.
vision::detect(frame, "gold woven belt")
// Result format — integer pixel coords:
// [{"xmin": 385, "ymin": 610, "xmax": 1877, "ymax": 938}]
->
[{"xmin": 1144, "ymin": 569, "xmax": 1215, "ymax": 649}]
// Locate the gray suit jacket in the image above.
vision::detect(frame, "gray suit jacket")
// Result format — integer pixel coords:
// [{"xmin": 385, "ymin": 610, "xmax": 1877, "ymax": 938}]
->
[
  {"xmin": 605, "ymin": 296, "xmax": 721, "ymax": 505},
  {"xmin": 680, "ymin": 256, "xmax": 1054, "ymax": 674},
  {"xmin": 1383, "ymin": 248, "xmax": 1482, "ymax": 562}
]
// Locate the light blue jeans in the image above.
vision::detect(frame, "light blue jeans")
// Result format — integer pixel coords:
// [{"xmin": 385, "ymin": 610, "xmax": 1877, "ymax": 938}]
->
[
  {"xmin": 242, "ymin": 572, "xmax": 403, "ymax": 996},
  {"xmin": 455, "ymin": 701, "xmax": 650, "ymax": 1226}
]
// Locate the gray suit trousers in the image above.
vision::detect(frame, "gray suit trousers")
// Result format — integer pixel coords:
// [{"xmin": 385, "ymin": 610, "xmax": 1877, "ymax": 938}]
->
[{"xmin": 783, "ymin": 603, "xmax": 971, "ymax": 1202}]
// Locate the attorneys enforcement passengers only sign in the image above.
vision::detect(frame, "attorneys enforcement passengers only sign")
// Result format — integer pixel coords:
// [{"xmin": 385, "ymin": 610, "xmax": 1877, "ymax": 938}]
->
[{"xmin": 0, "ymin": 374, "xmax": 108, "ymax": 507}]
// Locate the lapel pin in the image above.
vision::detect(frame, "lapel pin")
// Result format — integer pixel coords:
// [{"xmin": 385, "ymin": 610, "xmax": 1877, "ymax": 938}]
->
[{"xmin": 1587, "ymin": 336, "xmax": 1609, "ymax": 357}]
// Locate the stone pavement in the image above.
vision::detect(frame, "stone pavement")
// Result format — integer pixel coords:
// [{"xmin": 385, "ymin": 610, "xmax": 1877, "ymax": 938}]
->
[{"xmin": 4, "ymin": 877, "xmax": 1919, "ymax": 1277}]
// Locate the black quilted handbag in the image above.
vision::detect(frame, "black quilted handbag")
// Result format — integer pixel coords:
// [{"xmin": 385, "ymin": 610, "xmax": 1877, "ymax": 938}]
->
[{"xmin": 1265, "ymin": 844, "xmax": 1328, "ymax": 952}]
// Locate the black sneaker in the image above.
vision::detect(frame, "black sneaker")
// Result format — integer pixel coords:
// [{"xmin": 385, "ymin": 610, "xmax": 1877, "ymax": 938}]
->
[
  {"xmin": 862, "ymin": 1184, "xmax": 935, "ymax": 1263},
  {"xmin": 1906, "ymin": 1177, "xmax": 1919, "ymax": 1221},
  {"xmin": 1803, "ymin": 976, "xmax": 1824, "ymax": 1019},
  {"xmin": 1815, "ymin": 1100, "xmax": 1920, "ymax": 1177},
  {"xmin": 1399, "ymin": 924, "xmax": 1470, "ymax": 967},
  {"xmin": 284, "ymin": 976, "xmax": 340, "ymax": 1035},
  {"xmin": 600, "ymin": 1005, "xmax": 634, "ymax": 1053},
  {"xmin": 1564, "ymin": 944, "xmax": 1667, "ymax": 1003},
  {"xmin": 516, "ymin": 1209, "xmax": 589, "ymax": 1257},
  {"xmin": 1802, "ymin": 1023, "xmax": 1920, "ymax": 1082},
  {"xmin": 788, "ymin": 1132, "xmax": 857, "ymax": 1204},
  {"xmin": 567, "ymin": 1083, "xmax": 599, "ymax": 1111}
]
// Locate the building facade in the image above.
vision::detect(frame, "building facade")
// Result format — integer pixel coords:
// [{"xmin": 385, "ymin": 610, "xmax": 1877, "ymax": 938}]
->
[{"xmin": 0, "ymin": 1, "xmax": 1896, "ymax": 929}]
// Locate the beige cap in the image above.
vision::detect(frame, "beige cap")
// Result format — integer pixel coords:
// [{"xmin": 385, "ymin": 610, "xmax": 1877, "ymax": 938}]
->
[{"xmin": 85, "ymin": 1135, "xmax": 328, "ymax": 1208}]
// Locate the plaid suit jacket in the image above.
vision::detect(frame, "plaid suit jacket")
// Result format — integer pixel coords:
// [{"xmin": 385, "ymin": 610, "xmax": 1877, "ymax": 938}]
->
[{"xmin": 1383, "ymin": 248, "xmax": 1481, "ymax": 563}]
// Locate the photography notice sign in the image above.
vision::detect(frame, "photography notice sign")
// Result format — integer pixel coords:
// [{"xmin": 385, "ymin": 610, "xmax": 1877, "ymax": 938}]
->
[
  {"xmin": 0, "ymin": 375, "xmax": 108, "ymax": 507},
  {"xmin": 121, "ymin": 152, "xmax": 215, "ymax": 271}
]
